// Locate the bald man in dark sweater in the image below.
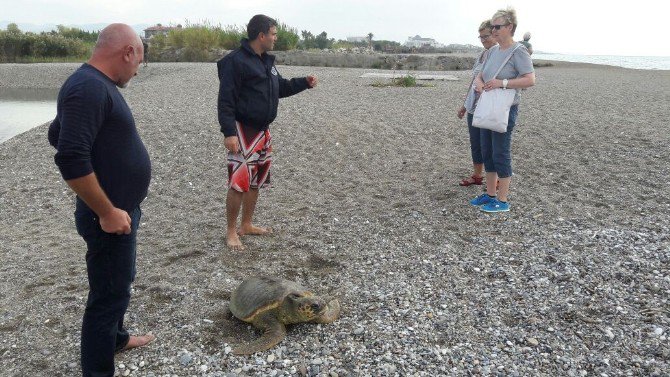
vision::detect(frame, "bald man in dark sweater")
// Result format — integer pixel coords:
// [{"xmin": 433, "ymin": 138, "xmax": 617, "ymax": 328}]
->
[{"xmin": 48, "ymin": 23, "xmax": 154, "ymax": 377}]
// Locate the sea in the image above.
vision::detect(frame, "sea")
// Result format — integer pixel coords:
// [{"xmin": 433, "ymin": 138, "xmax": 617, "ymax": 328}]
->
[
  {"xmin": 0, "ymin": 88, "xmax": 58, "ymax": 144},
  {"xmin": 1, "ymin": 54, "xmax": 668, "ymax": 144},
  {"xmin": 532, "ymin": 53, "xmax": 670, "ymax": 70}
]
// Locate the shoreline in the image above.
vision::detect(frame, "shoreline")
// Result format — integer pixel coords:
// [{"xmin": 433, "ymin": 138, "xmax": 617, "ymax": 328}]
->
[{"xmin": 1, "ymin": 63, "xmax": 669, "ymax": 376}]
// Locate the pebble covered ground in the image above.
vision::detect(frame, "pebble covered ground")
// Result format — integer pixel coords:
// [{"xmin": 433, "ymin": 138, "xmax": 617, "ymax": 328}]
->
[{"xmin": 0, "ymin": 62, "xmax": 668, "ymax": 376}]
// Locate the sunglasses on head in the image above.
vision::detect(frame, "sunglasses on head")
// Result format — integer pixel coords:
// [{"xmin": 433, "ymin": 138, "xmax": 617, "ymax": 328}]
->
[{"xmin": 491, "ymin": 23, "xmax": 509, "ymax": 30}]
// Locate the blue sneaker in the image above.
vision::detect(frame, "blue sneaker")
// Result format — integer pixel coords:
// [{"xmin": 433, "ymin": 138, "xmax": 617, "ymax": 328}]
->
[
  {"xmin": 470, "ymin": 193, "xmax": 495, "ymax": 206},
  {"xmin": 480, "ymin": 198, "xmax": 510, "ymax": 213}
]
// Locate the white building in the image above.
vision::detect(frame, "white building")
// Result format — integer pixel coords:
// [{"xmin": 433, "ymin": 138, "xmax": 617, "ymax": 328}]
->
[
  {"xmin": 346, "ymin": 36, "xmax": 368, "ymax": 43},
  {"xmin": 404, "ymin": 35, "xmax": 445, "ymax": 48}
]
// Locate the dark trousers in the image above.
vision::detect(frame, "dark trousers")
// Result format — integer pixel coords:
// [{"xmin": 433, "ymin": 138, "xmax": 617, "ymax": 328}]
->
[
  {"xmin": 75, "ymin": 200, "xmax": 141, "ymax": 377},
  {"xmin": 466, "ymin": 113, "xmax": 483, "ymax": 164},
  {"xmin": 481, "ymin": 105, "xmax": 519, "ymax": 178}
]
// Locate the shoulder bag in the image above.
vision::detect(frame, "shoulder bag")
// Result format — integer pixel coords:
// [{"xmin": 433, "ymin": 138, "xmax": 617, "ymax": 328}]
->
[{"xmin": 472, "ymin": 44, "xmax": 521, "ymax": 133}]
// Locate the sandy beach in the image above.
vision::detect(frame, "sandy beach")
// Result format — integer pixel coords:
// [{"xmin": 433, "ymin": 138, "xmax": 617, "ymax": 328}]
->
[{"xmin": 0, "ymin": 61, "xmax": 669, "ymax": 376}]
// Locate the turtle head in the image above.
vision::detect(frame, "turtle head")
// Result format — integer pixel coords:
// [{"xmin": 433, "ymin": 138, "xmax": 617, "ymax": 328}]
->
[{"xmin": 281, "ymin": 292, "xmax": 326, "ymax": 323}]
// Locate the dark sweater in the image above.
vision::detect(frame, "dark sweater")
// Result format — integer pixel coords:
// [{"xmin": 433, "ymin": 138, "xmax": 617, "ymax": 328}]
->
[
  {"xmin": 48, "ymin": 63, "xmax": 151, "ymax": 213},
  {"xmin": 217, "ymin": 39, "xmax": 310, "ymax": 137}
]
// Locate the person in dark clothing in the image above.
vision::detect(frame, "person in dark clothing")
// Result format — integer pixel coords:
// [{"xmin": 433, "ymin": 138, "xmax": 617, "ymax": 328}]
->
[
  {"xmin": 142, "ymin": 39, "xmax": 149, "ymax": 66},
  {"xmin": 217, "ymin": 14, "xmax": 317, "ymax": 250},
  {"xmin": 48, "ymin": 23, "xmax": 155, "ymax": 377},
  {"xmin": 520, "ymin": 31, "xmax": 533, "ymax": 55}
]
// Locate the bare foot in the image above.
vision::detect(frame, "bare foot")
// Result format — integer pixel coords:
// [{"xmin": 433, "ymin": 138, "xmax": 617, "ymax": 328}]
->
[
  {"xmin": 238, "ymin": 224, "xmax": 273, "ymax": 236},
  {"xmin": 121, "ymin": 333, "xmax": 155, "ymax": 351},
  {"xmin": 226, "ymin": 229, "xmax": 245, "ymax": 250}
]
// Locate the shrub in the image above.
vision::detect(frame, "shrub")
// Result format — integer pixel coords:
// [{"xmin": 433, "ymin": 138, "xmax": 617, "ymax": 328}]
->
[
  {"xmin": 181, "ymin": 47, "xmax": 210, "ymax": 62},
  {"xmin": 0, "ymin": 24, "xmax": 91, "ymax": 62},
  {"xmin": 394, "ymin": 75, "xmax": 417, "ymax": 87},
  {"xmin": 371, "ymin": 75, "xmax": 432, "ymax": 88},
  {"xmin": 53, "ymin": 25, "xmax": 99, "ymax": 43},
  {"xmin": 217, "ymin": 25, "xmax": 244, "ymax": 50},
  {"xmin": 275, "ymin": 22, "xmax": 299, "ymax": 51}
]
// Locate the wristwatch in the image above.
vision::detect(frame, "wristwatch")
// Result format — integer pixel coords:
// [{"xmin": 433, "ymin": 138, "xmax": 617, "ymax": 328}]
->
[{"xmin": 502, "ymin": 79, "xmax": 509, "ymax": 89}]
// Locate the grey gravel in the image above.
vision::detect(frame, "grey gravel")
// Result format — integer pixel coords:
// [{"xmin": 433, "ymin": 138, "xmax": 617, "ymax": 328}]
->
[{"xmin": 0, "ymin": 62, "xmax": 669, "ymax": 376}]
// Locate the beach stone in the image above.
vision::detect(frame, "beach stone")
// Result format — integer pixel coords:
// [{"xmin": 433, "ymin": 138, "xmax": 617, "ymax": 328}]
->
[
  {"xmin": 298, "ymin": 362, "xmax": 308, "ymax": 376},
  {"xmin": 179, "ymin": 353, "xmax": 192, "ymax": 366},
  {"xmin": 527, "ymin": 338, "xmax": 539, "ymax": 347}
]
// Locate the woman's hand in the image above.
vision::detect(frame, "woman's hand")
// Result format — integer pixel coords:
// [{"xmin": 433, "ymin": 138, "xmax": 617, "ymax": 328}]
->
[
  {"xmin": 483, "ymin": 79, "xmax": 502, "ymax": 91},
  {"xmin": 457, "ymin": 106, "xmax": 466, "ymax": 119}
]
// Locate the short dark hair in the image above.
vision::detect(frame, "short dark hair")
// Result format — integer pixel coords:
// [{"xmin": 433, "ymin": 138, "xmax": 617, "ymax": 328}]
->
[{"xmin": 247, "ymin": 14, "xmax": 277, "ymax": 41}]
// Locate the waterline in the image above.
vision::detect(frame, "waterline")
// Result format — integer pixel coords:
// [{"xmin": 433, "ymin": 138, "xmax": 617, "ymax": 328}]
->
[
  {"xmin": 533, "ymin": 53, "xmax": 670, "ymax": 70},
  {"xmin": 0, "ymin": 88, "xmax": 57, "ymax": 143}
]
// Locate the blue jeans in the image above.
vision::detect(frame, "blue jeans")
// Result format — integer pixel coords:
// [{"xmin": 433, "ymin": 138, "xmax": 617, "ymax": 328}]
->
[
  {"xmin": 480, "ymin": 105, "xmax": 519, "ymax": 178},
  {"xmin": 75, "ymin": 199, "xmax": 141, "ymax": 377},
  {"xmin": 466, "ymin": 113, "xmax": 483, "ymax": 164}
]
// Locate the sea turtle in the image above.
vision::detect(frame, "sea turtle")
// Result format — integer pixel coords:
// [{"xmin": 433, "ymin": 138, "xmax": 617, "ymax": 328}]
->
[{"xmin": 228, "ymin": 276, "xmax": 341, "ymax": 355}]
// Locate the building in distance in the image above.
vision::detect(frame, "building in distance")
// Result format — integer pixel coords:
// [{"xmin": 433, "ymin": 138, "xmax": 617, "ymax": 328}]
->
[
  {"xmin": 144, "ymin": 24, "xmax": 183, "ymax": 39},
  {"xmin": 404, "ymin": 35, "xmax": 445, "ymax": 49},
  {"xmin": 346, "ymin": 36, "xmax": 368, "ymax": 43}
]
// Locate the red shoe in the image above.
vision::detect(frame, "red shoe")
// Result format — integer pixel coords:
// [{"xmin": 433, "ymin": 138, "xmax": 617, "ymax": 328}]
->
[{"xmin": 459, "ymin": 175, "xmax": 484, "ymax": 186}]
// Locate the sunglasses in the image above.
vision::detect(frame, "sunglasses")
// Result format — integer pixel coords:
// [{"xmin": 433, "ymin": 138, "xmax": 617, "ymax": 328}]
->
[{"xmin": 491, "ymin": 23, "xmax": 510, "ymax": 30}]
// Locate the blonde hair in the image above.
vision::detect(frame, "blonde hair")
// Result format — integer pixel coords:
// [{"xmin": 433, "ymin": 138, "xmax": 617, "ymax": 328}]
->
[
  {"xmin": 492, "ymin": 7, "xmax": 518, "ymax": 36},
  {"xmin": 478, "ymin": 20, "xmax": 492, "ymax": 32}
]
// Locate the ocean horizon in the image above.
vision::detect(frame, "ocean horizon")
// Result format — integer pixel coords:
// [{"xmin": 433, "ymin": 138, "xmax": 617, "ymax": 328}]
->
[{"xmin": 533, "ymin": 53, "xmax": 670, "ymax": 70}]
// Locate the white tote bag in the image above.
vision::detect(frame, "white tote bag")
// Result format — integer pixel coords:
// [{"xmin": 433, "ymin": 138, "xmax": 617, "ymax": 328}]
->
[
  {"xmin": 472, "ymin": 88, "xmax": 516, "ymax": 133},
  {"xmin": 473, "ymin": 44, "xmax": 521, "ymax": 133}
]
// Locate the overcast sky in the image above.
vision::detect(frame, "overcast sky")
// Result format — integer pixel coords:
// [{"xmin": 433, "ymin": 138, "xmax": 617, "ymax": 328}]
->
[{"xmin": 2, "ymin": 0, "xmax": 668, "ymax": 56}]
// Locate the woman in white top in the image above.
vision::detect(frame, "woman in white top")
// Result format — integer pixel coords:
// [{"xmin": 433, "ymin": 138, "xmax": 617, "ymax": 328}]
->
[
  {"xmin": 457, "ymin": 19, "xmax": 497, "ymax": 186},
  {"xmin": 469, "ymin": 7, "xmax": 535, "ymax": 213}
]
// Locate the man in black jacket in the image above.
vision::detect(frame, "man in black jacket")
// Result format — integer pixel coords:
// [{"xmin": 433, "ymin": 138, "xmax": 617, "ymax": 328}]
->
[{"xmin": 217, "ymin": 14, "xmax": 317, "ymax": 250}]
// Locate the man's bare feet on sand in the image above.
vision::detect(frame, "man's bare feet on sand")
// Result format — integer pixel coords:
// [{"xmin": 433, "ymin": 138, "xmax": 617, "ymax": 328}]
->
[
  {"xmin": 120, "ymin": 333, "xmax": 156, "ymax": 352},
  {"xmin": 226, "ymin": 229, "xmax": 245, "ymax": 250},
  {"xmin": 238, "ymin": 224, "xmax": 273, "ymax": 236}
]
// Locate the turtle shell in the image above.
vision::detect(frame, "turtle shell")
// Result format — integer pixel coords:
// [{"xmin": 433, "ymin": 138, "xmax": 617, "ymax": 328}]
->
[{"xmin": 230, "ymin": 276, "xmax": 312, "ymax": 321}]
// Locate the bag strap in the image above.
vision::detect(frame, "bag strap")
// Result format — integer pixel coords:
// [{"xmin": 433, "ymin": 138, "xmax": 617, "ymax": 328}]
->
[
  {"xmin": 463, "ymin": 49, "xmax": 490, "ymax": 105},
  {"xmin": 493, "ymin": 43, "xmax": 521, "ymax": 79}
]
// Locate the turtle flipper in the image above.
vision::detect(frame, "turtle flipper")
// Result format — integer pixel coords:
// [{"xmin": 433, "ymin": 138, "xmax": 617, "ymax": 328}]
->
[
  {"xmin": 232, "ymin": 320, "xmax": 286, "ymax": 355},
  {"xmin": 313, "ymin": 299, "xmax": 341, "ymax": 324}
]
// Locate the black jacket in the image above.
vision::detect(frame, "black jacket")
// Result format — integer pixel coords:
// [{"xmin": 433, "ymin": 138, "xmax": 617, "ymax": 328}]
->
[{"xmin": 217, "ymin": 39, "xmax": 310, "ymax": 137}]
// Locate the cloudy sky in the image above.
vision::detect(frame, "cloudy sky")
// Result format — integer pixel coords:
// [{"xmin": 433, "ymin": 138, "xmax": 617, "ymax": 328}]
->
[{"xmin": 2, "ymin": 0, "xmax": 668, "ymax": 56}]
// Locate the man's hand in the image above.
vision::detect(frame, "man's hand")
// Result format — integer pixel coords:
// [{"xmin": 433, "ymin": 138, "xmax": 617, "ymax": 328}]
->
[
  {"xmin": 224, "ymin": 135, "xmax": 240, "ymax": 153},
  {"xmin": 99, "ymin": 207, "xmax": 132, "ymax": 235},
  {"xmin": 306, "ymin": 75, "xmax": 318, "ymax": 88}
]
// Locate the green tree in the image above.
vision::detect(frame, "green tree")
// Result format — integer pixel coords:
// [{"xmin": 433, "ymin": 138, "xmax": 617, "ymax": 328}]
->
[
  {"xmin": 55, "ymin": 25, "xmax": 99, "ymax": 43},
  {"xmin": 275, "ymin": 22, "xmax": 299, "ymax": 51},
  {"xmin": 300, "ymin": 30, "xmax": 315, "ymax": 49},
  {"xmin": 6, "ymin": 23, "xmax": 21, "ymax": 35},
  {"xmin": 314, "ymin": 31, "xmax": 334, "ymax": 50}
]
